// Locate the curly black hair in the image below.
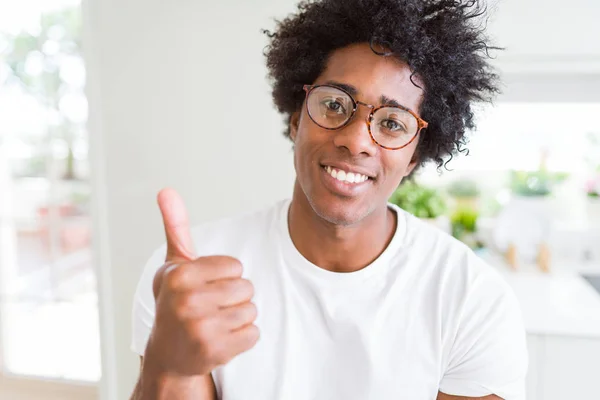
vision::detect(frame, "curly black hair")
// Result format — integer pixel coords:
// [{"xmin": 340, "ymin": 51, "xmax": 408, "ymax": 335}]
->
[{"xmin": 262, "ymin": 0, "xmax": 501, "ymax": 171}]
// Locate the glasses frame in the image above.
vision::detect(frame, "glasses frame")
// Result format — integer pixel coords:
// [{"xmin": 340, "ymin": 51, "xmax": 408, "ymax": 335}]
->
[{"xmin": 303, "ymin": 84, "xmax": 428, "ymax": 150}]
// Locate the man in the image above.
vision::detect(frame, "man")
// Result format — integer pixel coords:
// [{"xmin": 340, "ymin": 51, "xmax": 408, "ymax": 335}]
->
[{"xmin": 130, "ymin": 0, "xmax": 528, "ymax": 399}]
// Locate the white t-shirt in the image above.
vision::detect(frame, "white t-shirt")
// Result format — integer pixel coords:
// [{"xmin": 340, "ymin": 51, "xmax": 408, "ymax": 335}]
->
[{"xmin": 132, "ymin": 199, "xmax": 528, "ymax": 400}]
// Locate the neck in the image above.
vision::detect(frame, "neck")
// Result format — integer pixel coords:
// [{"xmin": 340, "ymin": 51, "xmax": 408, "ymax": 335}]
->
[{"xmin": 288, "ymin": 182, "xmax": 397, "ymax": 273}]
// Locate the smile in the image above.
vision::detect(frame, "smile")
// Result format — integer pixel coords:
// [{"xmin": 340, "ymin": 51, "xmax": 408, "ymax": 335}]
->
[{"xmin": 324, "ymin": 165, "xmax": 370, "ymax": 184}]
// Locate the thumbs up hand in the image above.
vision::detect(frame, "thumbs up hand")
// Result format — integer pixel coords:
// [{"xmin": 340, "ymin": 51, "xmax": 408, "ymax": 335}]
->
[{"xmin": 146, "ymin": 188, "xmax": 259, "ymax": 377}]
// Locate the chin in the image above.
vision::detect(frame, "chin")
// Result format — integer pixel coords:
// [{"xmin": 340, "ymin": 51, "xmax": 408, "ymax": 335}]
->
[{"xmin": 307, "ymin": 193, "xmax": 373, "ymax": 227}]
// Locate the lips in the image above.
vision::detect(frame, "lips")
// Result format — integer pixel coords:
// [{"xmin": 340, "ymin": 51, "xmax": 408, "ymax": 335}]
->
[{"xmin": 318, "ymin": 162, "xmax": 376, "ymax": 198}]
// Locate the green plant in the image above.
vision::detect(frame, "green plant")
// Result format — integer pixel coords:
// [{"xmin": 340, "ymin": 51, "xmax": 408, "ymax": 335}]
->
[
  {"xmin": 451, "ymin": 207, "xmax": 478, "ymax": 237},
  {"xmin": 509, "ymin": 170, "xmax": 568, "ymax": 197},
  {"xmin": 586, "ymin": 176, "xmax": 600, "ymax": 198},
  {"xmin": 450, "ymin": 207, "xmax": 483, "ymax": 249},
  {"xmin": 389, "ymin": 181, "xmax": 447, "ymax": 219}
]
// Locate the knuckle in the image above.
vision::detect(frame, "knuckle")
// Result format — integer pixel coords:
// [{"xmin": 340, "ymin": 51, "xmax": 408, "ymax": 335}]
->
[
  {"xmin": 240, "ymin": 279, "xmax": 255, "ymax": 298},
  {"xmin": 153, "ymin": 262, "xmax": 179, "ymax": 296},
  {"xmin": 218, "ymin": 255, "xmax": 242, "ymax": 265},
  {"xmin": 227, "ymin": 258, "xmax": 243, "ymax": 276},
  {"xmin": 229, "ymin": 304, "xmax": 253, "ymax": 324},
  {"xmin": 164, "ymin": 264, "xmax": 187, "ymax": 291},
  {"xmin": 243, "ymin": 302, "xmax": 258, "ymax": 322},
  {"xmin": 231, "ymin": 279, "xmax": 253, "ymax": 299},
  {"xmin": 244, "ymin": 324, "xmax": 260, "ymax": 347},
  {"xmin": 220, "ymin": 279, "xmax": 254, "ymax": 302},
  {"xmin": 207, "ymin": 256, "xmax": 243, "ymax": 277}
]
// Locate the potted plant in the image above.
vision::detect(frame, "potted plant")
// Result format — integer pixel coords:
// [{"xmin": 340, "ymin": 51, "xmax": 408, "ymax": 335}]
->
[
  {"xmin": 389, "ymin": 180, "xmax": 450, "ymax": 233},
  {"xmin": 492, "ymin": 168, "xmax": 568, "ymax": 265},
  {"xmin": 451, "ymin": 206, "xmax": 482, "ymax": 250},
  {"xmin": 507, "ymin": 168, "xmax": 568, "ymax": 216}
]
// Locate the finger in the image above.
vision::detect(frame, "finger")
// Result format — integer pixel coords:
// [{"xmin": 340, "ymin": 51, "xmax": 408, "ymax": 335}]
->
[
  {"xmin": 219, "ymin": 302, "xmax": 258, "ymax": 331},
  {"xmin": 157, "ymin": 188, "xmax": 196, "ymax": 261},
  {"xmin": 163, "ymin": 257, "xmax": 244, "ymax": 292},
  {"xmin": 207, "ymin": 278, "xmax": 254, "ymax": 308},
  {"xmin": 170, "ymin": 291, "xmax": 216, "ymax": 319},
  {"xmin": 221, "ymin": 324, "xmax": 260, "ymax": 361},
  {"xmin": 163, "ymin": 277, "xmax": 253, "ymax": 314},
  {"xmin": 198, "ymin": 256, "xmax": 244, "ymax": 283}
]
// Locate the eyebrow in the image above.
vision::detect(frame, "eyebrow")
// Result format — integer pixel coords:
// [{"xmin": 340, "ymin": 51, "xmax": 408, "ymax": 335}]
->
[{"xmin": 325, "ymin": 80, "xmax": 404, "ymax": 108}]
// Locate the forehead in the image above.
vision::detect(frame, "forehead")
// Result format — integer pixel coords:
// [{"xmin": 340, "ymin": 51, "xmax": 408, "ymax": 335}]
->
[{"xmin": 313, "ymin": 43, "xmax": 424, "ymax": 111}]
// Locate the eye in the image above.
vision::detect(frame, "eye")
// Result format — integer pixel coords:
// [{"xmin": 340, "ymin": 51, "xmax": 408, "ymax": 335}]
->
[
  {"xmin": 380, "ymin": 119, "xmax": 407, "ymax": 132},
  {"xmin": 321, "ymin": 98, "xmax": 347, "ymax": 115}
]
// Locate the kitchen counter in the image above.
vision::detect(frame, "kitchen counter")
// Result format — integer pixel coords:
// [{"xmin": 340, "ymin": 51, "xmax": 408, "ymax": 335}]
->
[{"xmin": 481, "ymin": 253, "xmax": 600, "ymax": 338}]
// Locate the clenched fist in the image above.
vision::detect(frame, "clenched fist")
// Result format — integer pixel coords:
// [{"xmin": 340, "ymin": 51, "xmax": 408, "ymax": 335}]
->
[{"xmin": 145, "ymin": 188, "xmax": 259, "ymax": 378}]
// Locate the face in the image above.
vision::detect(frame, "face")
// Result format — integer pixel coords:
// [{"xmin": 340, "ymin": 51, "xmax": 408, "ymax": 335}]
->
[{"xmin": 290, "ymin": 42, "xmax": 425, "ymax": 226}]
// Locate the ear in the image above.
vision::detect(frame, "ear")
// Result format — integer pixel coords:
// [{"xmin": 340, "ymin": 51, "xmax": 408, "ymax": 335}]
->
[
  {"xmin": 404, "ymin": 152, "xmax": 420, "ymax": 177},
  {"xmin": 289, "ymin": 111, "xmax": 300, "ymax": 142}
]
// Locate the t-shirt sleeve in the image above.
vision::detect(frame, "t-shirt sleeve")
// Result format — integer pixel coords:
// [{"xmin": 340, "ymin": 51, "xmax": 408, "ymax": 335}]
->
[
  {"xmin": 439, "ymin": 267, "xmax": 529, "ymax": 400},
  {"xmin": 131, "ymin": 245, "xmax": 167, "ymax": 357}
]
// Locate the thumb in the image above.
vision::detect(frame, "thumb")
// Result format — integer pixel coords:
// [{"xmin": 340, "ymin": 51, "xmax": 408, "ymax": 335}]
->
[{"xmin": 157, "ymin": 187, "xmax": 196, "ymax": 261}]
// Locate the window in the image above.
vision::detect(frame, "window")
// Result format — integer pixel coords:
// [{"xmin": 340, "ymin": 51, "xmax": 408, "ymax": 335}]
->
[
  {"xmin": 0, "ymin": 0, "xmax": 100, "ymax": 382},
  {"xmin": 419, "ymin": 102, "xmax": 600, "ymax": 204}
]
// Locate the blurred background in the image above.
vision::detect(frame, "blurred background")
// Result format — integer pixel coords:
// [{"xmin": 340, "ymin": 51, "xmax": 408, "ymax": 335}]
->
[{"xmin": 0, "ymin": 0, "xmax": 598, "ymax": 399}]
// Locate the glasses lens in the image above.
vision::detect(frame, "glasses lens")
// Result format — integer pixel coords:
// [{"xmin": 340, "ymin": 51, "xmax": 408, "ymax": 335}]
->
[
  {"xmin": 306, "ymin": 86, "xmax": 354, "ymax": 129},
  {"xmin": 371, "ymin": 107, "xmax": 419, "ymax": 148}
]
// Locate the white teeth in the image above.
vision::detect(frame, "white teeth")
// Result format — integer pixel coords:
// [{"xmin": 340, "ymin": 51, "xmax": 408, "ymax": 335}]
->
[{"xmin": 325, "ymin": 166, "xmax": 368, "ymax": 184}]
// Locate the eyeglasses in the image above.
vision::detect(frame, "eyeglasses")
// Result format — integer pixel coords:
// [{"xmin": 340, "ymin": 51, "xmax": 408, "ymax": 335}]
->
[{"xmin": 303, "ymin": 84, "xmax": 428, "ymax": 150}]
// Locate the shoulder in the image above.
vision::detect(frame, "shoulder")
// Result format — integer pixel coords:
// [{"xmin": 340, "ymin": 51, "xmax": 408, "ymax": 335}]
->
[
  {"xmin": 396, "ymin": 204, "xmax": 511, "ymax": 296},
  {"xmin": 391, "ymin": 209, "xmax": 528, "ymax": 397},
  {"xmin": 392, "ymin": 205, "xmax": 520, "ymax": 333}
]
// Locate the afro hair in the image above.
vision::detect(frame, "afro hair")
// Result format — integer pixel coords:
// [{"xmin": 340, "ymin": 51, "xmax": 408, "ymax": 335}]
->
[{"xmin": 262, "ymin": 0, "xmax": 501, "ymax": 170}]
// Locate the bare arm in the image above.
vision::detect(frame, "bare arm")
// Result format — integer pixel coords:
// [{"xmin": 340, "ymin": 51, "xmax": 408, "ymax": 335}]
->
[
  {"xmin": 130, "ymin": 357, "xmax": 217, "ymax": 400},
  {"xmin": 437, "ymin": 392, "xmax": 502, "ymax": 400}
]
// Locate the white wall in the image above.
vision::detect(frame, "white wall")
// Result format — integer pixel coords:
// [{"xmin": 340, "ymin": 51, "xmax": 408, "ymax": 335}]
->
[
  {"xmin": 83, "ymin": 0, "xmax": 298, "ymax": 398},
  {"xmin": 83, "ymin": 0, "xmax": 600, "ymax": 399},
  {"xmin": 487, "ymin": 0, "xmax": 600, "ymax": 75}
]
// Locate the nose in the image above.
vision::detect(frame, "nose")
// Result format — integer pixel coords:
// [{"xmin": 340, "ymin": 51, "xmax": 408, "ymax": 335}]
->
[{"xmin": 332, "ymin": 103, "xmax": 378, "ymax": 157}]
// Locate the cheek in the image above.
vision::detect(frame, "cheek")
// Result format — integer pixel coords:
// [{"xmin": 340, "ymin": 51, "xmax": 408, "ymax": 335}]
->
[
  {"xmin": 293, "ymin": 124, "xmax": 320, "ymax": 175},
  {"xmin": 294, "ymin": 117, "xmax": 325, "ymax": 159},
  {"xmin": 382, "ymin": 149, "xmax": 415, "ymax": 180}
]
